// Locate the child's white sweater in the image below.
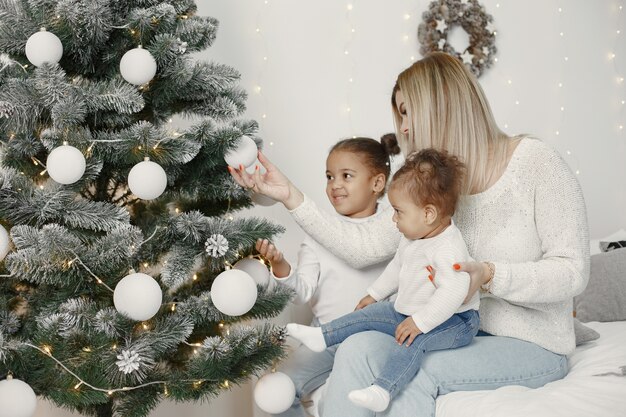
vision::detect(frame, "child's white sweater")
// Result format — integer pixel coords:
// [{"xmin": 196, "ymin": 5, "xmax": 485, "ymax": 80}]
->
[
  {"xmin": 368, "ymin": 223, "xmax": 480, "ymax": 333},
  {"xmin": 273, "ymin": 209, "xmax": 389, "ymax": 325}
]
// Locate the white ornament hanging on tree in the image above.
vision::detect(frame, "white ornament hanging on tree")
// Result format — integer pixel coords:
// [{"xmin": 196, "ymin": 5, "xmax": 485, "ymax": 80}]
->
[
  {"xmin": 0, "ymin": 376, "xmax": 37, "ymax": 417},
  {"xmin": 0, "ymin": 224, "xmax": 10, "ymax": 262},
  {"xmin": 128, "ymin": 157, "xmax": 167, "ymax": 200},
  {"xmin": 233, "ymin": 257, "xmax": 270, "ymax": 286},
  {"xmin": 205, "ymin": 234, "xmax": 228, "ymax": 257},
  {"xmin": 46, "ymin": 143, "xmax": 86, "ymax": 185},
  {"xmin": 25, "ymin": 28, "xmax": 63, "ymax": 67},
  {"xmin": 254, "ymin": 372, "xmax": 296, "ymax": 414},
  {"xmin": 120, "ymin": 46, "xmax": 157, "ymax": 85},
  {"xmin": 113, "ymin": 272, "xmax": 162, "ymax": 321},
  {"xmin": 224, "ymin": 135, "xmax": 258, "ymax": 168},
  {"xmin": 210, "ymin": 269, "xmax": 257, "ymax": 316}
]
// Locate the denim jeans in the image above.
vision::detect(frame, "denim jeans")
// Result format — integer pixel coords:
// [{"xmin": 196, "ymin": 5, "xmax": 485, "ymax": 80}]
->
[
  {"xmin": 321, "ymin": 301, "xmax": 480, "ymax": 397},
  {"xmin": 319, "ymin": 330, "xmax": 568, "ymax": 417},
  {"xmin": 273, "ymin": 341, "xmax": 339, "ymax": 417}
]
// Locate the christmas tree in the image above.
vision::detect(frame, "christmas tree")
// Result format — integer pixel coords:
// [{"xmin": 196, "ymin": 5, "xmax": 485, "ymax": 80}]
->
[{"xmin": 0, "ymin": 1, "xmax": 291, "ymax": 416}]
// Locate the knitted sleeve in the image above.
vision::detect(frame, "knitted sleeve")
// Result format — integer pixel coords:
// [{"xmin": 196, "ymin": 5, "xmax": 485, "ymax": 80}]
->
[
  {"xmin": 272, "ymin": 237, "xmax": 320, "ymax": 305},
  {"xmin": 289, "ymin": 194, "xmax": 400, "ymax": 269},
  {"xmin": 367, "ymin": 244, "xmax": 403, "ymax": 301},
  {"xmin": 489, "ymin": 144, "xmax": 590, "ymax": 303}
]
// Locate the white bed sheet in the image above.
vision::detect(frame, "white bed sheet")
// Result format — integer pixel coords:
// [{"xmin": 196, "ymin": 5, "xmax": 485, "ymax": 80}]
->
[
  {"xmin": 436, "ymin": 321, "xmax": 626, "ymax": 417},
  {"xmin": 304, "ymin": 321, "xmax": 626, "ymax": 417}
]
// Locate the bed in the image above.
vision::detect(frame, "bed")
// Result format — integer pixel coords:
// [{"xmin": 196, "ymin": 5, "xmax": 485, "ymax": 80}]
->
[
  {"xmin": 435, "ymin": 320, "xmax": 626, "ymax": 417},
  {"xmin": 302, "ymin": 238, "xmax": 626, "ymax": 417},
  {"xmin": 303, "ymin": 320, "xmax": 626, "ymax": 417}
]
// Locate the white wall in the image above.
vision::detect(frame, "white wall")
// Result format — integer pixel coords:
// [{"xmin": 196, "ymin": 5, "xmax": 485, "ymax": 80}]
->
[{"xmin": 39, "ymin": 1, "xmax": 625, "ymax": 416}]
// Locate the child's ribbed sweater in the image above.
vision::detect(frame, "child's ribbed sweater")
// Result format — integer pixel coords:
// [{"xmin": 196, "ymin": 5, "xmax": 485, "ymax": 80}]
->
[{"xmin": 368, "ymin": 223, "xmax": 480, "ymax": 333}]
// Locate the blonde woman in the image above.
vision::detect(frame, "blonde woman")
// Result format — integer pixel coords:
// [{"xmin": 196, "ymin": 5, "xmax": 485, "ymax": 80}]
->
[{"xmin": 231, "ymin": 52, "xmax": 589, "ymax": 416}]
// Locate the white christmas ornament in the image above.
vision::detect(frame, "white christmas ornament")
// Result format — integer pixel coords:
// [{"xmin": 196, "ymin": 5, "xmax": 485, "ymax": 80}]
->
[
  {"xmin": 113, "ymin": 272, "xmax": 162, "ymax": 321},
  {"xmin": 46, "ymin": 144, "xmax": 86, "ymax": 185},
  {"xmin": 210, "ymin": 269, "xmax": 257, "ymax": 316},
  {"xmin": 224, "ymin": 135, "xmax": 258, "ymax": 168},
  {"xmin": 234, "ymin": 257, "xmax": 270, "ymax": 286},
  {"xmin": 0, "ymin": 224, "xmax": 10, "ymax": 262},
  {"xmin": 116, "ymin": 349, "xmax": 142, "ymax": 374},
  {"xmin": 254, "ymin": 372, "xmax": 296, "ymax": 414},
  {"xmin": 25, "ymin": 28, "xmax": 63, "ymax": 67},
  {"xmin": 128, "ymin": 158, "xmax": 167, "ymax": 200},
  {"xmin": 0, "ymin": 377, "xmax": 37, "ymax": 417},
  {"xmin": 120, "ymin": 46, "xmax": 157, "ymax": 86},
  {"xmin": 205, "ymin": 234, "xmax": 229, "ymax": 258}
]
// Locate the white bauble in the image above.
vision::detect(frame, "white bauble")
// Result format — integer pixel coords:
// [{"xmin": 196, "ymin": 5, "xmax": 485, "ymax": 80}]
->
[
  {"xmin": 245, "ymin": 160, "xmax": 266, "ymax": 174},
  {"xmin": 254, "ymin": 372, "xmax": 296, "ymax": 414},
  {"xmin": 128, "ymin": 159, "xmax": 167, "ymax": 200},
  {"xmin": 0, "ymin": 377, "xmax": 37, "ymax": 417},
  {"xmin": 113, "ymin": 272, "xmax": 162, "ymax": 321},
  {"xmin": 25, "ymin": 29, "xmax": 63, "ymax": 67},
  {"xmin": 210, "ymin": 269, "xmax": 257, "ymax": 316},
  {"xmin": 46, "ymin": 145, "xmax": 86, "ymax": 185},
  {"xmin": 224, "ymin": 135, "xmax": 258, "ymax": 168},
  {"xmin": 120, "ymin": 47, "xmax": 157, "ymax": 85},
  {"xmin": 0, "ymin": 224, "xmax": 10, "ymax": 262},
  {"xmin": 233, "ymin": 258, "xmax": 270, "ymax": 286}
]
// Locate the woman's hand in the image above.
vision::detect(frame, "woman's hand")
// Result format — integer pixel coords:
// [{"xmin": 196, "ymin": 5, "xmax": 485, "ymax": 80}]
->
[
  {"xmin": 453, "ymin": 262, "xmax": 492, "ymax": 303},
  {"xmin": 395, "ymin": 317, "xmax": 422, "ymax": 347},
  {"xmin": 228, "ymin": 151, "xmax": 304, "ymax": 209},
  {"xmin": 355, "ymin": 295, "xmax": 377, "ymax": 310}
]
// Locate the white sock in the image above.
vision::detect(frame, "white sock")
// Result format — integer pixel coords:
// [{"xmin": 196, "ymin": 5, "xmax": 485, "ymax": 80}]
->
[
  {"xmin": 348, "ymin": 385, "xmax": 391, "ymax": 412},
  {"xmin": 286, "ymin": 323, "xmax": 326, "ymax": 352}
]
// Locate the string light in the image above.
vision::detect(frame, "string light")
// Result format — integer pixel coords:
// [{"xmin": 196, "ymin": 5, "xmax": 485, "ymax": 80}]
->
[
  {"xmin": 254, "ymin": 0, "xmax": 271, "ymax": 133},
  {"xmin": 342, "ymin": 1, "xmax": 357, "ymax": 135}
]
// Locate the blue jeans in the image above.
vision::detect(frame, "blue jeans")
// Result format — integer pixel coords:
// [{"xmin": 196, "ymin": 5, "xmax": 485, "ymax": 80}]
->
[
  {"xmin": 321, "ymin": 302, "xmax": 480, "ymax": 397},
  {"xmin": 319, "ymin": 331, "xmax": 568, "ymax": 417},
  {"xmin": 273, "ymin": 340, "xmax": 339, "ymax": 417}
]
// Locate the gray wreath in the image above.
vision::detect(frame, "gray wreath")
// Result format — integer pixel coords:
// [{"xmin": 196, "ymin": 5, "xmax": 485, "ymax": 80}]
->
[{"xmin": 418, "ymin": 0, "xmax": 497, "ymax": 77}]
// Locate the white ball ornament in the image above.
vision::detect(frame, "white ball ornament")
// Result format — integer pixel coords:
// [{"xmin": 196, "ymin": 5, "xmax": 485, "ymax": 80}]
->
[
  {"xmin": 224, "ymin": 135, "xmax": 258, "ymax": 168},
  {"xmin": 128, "ymin": 158, "xmax": 167, "ymax": 200},
  {"xmin": 120, "ymin": 46, "xmax": 157, "ymax": 86},
  {"xmin": 254, "ymin": 372, "xmax": 296, "ymax": 414},
  {"xmin": 210, "ymin": 269, "xmax": 257, "ymax": 316},
  {"xmin": 25, "ymin": 28, "xmax": 63, "ymax": 67},
  {"xmin": 113, "ymin": 272, "xmax": 163, "ymax": 321},
  {"xmin": 0, "ymin": 224, "xmax": 10, "ymax": 262},
  {"xmin": 46, "ymin": 144, "xmax": 86, "ymax": 185},
  {"xmin": 234, "ymin": 258, "xmax": 270, "ymax": 286},
  {"xmin": 0, "ymin": 376, "xmax": 37, "ymax": 417}
]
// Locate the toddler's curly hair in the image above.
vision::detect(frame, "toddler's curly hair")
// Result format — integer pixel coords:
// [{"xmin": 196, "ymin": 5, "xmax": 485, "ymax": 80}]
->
[{"xmin": 390, "ymin": 148, "xmax": 465, "ymax": 217}]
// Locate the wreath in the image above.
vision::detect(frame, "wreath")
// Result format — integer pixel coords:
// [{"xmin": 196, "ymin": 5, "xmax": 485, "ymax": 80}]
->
[{"xmin": 418, "ymin": 0, "xmax": 497, "ymax": 77}]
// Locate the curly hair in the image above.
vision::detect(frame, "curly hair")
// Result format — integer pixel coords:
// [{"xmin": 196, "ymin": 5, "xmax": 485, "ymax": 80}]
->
[{"xmin": 390, "ymin": 148, "xmax": 465, "ymax": 217}]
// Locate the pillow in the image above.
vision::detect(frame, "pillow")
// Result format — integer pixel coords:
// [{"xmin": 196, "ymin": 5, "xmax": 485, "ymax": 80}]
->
[
  {"xmin": 590, "ymin": 229, "xmax": 626, "ymax": 255},
  {"xmin": 574, "ymin": 247, "xmax": 626, "ymax": 322},
  {"xmin": 573, "ymin": 317, "xmax": 599, "ymax": 345}
]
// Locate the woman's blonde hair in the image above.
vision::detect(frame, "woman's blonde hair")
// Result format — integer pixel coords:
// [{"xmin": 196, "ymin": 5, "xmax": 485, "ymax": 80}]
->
[{"xmin": 391, "ymin": 52, "xmax": 513, "ymax": 194}]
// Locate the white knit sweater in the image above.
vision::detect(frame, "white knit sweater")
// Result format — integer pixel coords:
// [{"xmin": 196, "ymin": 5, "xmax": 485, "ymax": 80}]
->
[
  {"xmin": 290, "ymin": 138, "xmax": 590, "ymax": 354},
  {"xmin": 273, "ymin": 210, "xmax": 389, "ymax": 325},
  {"xmin": 368, "ymin": 223, "xmax": 480, "ymax": 334}
]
